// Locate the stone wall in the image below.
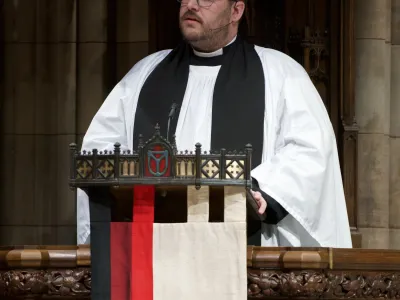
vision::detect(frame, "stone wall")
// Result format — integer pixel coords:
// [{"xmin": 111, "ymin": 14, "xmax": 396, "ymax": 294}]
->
[
  {"xmin": 0, "ymin": 0, "xmax": 149, "ymax": 245},
  {"xmin": 355, "ymin": 0, "xmax": 400, "ymax": 249}
]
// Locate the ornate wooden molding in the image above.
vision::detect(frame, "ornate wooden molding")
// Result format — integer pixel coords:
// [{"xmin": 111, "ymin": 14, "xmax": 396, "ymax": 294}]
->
[
  {"xmin": 0, "ymin": 269, "xmax": 91, "ymax": 298},
  {"xmin": 3, "ymin": 269, "xmax": 400, "ymax": 299},
  {"xmin": 2, "ymin": 246, "xmax": 400, "ymax": 299},
  {"xmin": 248, "ymin": 270, "xmax": 400, "ymax": 299},
  {"xmin": 0, "ymin": 246, "xmax": 91, "ymax": 299}
]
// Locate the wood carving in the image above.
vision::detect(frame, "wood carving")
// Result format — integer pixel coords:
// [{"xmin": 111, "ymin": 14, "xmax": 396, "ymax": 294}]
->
[
  {"xmin": 0, "ymin": 269, "xmax": 91, "ymax": 298},
  {"xmin": 248, "ymin": 271, "xmax": 400, "ymax": 299},
  {"xmin": 301, "ymin": 28, "xmax": 329, "ymax": 83},
  {"xmin": 3, "ymin": 268, "xmax": 400, "ymax": 299},
  {"xmin": 240, "ymin": 0, "xmax": 284, "ymax": 51}
]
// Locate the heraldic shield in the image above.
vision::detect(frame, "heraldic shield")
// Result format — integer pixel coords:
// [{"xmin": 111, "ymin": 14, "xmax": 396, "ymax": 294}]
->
[
  {"xmin": 144, "ymin": 145, "xmax": 171, "ymax": 177},
  {"xmin": 142, "ymin": 125, "xmax": 173, "ymax": 178},
  {"xmin": 69, "ymin": 125, "xmax": 257, "ymax": 300}
]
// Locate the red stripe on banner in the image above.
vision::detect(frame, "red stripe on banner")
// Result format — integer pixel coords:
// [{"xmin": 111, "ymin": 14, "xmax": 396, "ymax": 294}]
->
[
  {"xmin": 111, "ymin": 222, "xmax": 132, "ymax": 300},
  {"xmin": 131, "ymin": 185, "xmax": 155, "ymax": 300}
]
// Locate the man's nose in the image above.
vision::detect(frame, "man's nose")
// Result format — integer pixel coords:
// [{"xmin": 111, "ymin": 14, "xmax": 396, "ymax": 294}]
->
[{"xmin": 186, "ymin": 0, "xmax": 199, "ymax": 11}]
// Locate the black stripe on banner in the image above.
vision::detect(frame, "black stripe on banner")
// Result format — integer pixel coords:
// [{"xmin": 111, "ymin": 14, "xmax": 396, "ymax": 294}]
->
[
  {"xmin": 209, "ymin": 186, "xmax": 224, "ymax": 222},
  {"xmin": 154, "ymin": 188, "xmax": 187, "ymax": 223},
  {"xmin": 88, "ymin": 187, "xmax": 112, "ymax": 300},
  {"xmin": 89, "ymin": 187, "xmax": 135, "ymax": 300}
]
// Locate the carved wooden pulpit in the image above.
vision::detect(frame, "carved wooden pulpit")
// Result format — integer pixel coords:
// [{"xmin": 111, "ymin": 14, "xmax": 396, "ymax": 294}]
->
[{"xmin": 69, "ymin": 126, "xmax": 261, "ymax": 300}]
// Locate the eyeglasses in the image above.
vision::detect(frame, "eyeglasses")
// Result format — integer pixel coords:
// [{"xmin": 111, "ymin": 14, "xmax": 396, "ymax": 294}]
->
[
  {"xmin": 177, "ymin": 0, "xmax": 216, "ymax": 8},
  {"xmin": 178, "ymin": 0, "xmax": 238, "ymax": 8}
]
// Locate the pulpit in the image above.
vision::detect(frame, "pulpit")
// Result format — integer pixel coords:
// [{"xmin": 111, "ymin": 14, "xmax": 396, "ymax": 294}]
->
[
  {"xmin": 69, "ymin": 126, "xmax": 262, "ymax": 300},
  {"xmin": 2, "ymin": 126, "xmax": 400, "ymax": 299}
]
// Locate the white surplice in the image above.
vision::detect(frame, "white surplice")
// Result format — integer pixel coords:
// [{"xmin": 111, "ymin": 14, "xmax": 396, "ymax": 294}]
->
[{"xmin": 76, "ymin": 44, "xmax": 353, "ymax": 248}]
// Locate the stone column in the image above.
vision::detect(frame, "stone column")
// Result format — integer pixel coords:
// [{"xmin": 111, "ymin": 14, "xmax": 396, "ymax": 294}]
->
[
  {"xmin": 76, "ymin": 0, "xmax": 110, "ymax": 142},
  {"xmin": 0, "ymin": 0, "xmax": 78, "ymax": 244},
  {"xmin": 116, "ymin": 0, "xmax": 149, "ymax": 80},
  {"xmin": 76, "ymin": 0, "xmax": 150, "ymax": 141},
  {"xmin": 390, "ymin": 0, "xmax": 400, "ymax": 249},
  {"xmin": 355, "ymin": 0, "xmax": 392, "ymax": 248}
]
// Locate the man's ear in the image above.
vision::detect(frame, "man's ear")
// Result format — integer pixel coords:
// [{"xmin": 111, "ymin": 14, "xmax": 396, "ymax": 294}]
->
[{"xmin": 231, "ymin": 1, "xmax": 245, "ymax": 23}]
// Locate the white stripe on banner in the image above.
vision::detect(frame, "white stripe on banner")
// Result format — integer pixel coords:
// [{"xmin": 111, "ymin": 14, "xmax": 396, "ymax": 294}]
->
[
  {"xmin": 224, "ymin": 186, "xmax": 246, "ymax": 222},
  {"xmin": 187, "ymin": 185, "xmax": 210, "ymax": 222},
  {"xmin": 152, "ymin": 223, "xmax": 247, "ymax": 300}
]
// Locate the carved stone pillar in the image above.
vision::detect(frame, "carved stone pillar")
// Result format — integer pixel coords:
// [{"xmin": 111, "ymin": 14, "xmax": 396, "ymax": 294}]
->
[
  {"xmin": 390, "ymin": 0, "xmax": 400, "ymax": 249},
  {"xmin": 76, "ymin": 0, "xmax": 150, "ymax": 142},
  {"xmin": 355, "ymin": 0, "xmax": 392, "ymax": 249},
  {"xmin": 76, "ymin": 0, "xmax": 110, "ymax": 143},
  {"xmin": 116, "ymin": 0, "xmax": 149, "ymax": 80}
]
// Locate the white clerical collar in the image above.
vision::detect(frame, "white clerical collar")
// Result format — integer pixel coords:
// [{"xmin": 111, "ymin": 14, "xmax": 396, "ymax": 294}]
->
[{"xmin": 192, "ymin": 36, "xmax": 237, "ymax": 58}]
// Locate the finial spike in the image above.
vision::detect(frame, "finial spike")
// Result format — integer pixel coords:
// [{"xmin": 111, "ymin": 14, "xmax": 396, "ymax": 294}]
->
[
  {"xmin": 155, "ymin": 123, "xmax": 160, "ymax": 135},
  {"xmin": 138, "ymin": 134, "xmax": 144, "ymax": 147},
  {"xmin": 114, "ymin": 142, "xmax": 121, "ymax": 153},
  {"xmin": 171, "ymin": 134, "xmax": 177, "ymax": 152}
]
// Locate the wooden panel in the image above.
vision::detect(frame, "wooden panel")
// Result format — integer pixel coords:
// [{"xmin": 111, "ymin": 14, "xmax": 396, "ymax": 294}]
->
[
  {"xmin": 333, "ymin": 248, "xmax": 400, "ymax": 270},
  {"xmin": 340, "ymin": 0, "xmax": 361, "ymax": 247},
  {"xmin": 248, "ymin": 246, "xmax": 330, "ymax": 269},
  {"xmin": 149, "ymin": 0, "xmax": 181, "ymax": 52},
  {"xmin": 249, "ymin": 246, "xmax": 400, "ymax": 271},
  {"xmin": 240, "ymin": 0, "xmax": 285, "ymax": 50}
]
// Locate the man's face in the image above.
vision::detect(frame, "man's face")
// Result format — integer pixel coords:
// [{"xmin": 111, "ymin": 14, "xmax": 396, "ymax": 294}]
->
[{"xmin": 179, "ymin": 0, "xmax": 233, "ymax": 43}]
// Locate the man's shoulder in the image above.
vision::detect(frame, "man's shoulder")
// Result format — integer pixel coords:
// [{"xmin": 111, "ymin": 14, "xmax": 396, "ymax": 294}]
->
[
  {"xmin": 122, "ymin": 49, "xmax": 172, "ymax": 80},
  {"xmin": 254, "ymin": 46, "xmax": 308, "ymax": 78},
  {"xmin": 136, "ymin": 49, "xmax": 172, "ymax": 66}
]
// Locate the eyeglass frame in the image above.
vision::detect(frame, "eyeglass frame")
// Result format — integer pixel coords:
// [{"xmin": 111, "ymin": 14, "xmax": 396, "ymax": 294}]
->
[{"xmin": 177, "ymin": 0, "xmax": 239, "ymax": 8}]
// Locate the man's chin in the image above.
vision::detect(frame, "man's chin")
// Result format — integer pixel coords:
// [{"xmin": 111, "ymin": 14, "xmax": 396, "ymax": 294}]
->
[
  {"xmin": 180, "ymin": 26, "xmax": 204, "ymax": 41},
  {"xmin": 182, "ymin": 31, "xmax": 205, "ymax": 43}
]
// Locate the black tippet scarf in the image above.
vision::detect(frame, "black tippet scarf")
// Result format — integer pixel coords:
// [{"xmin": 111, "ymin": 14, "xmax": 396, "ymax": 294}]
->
[
  {"xmin": 133, "ymin": 36, "xmax": 265, "ymax": 168},
  {"xmin": 133, "ymin": 36, "xmax": 268, "ymax": 246}
]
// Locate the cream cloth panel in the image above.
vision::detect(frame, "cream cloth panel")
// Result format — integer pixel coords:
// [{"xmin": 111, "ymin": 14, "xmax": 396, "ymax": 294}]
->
[{"xmin": 152, "ymin": 222, "xmax": 247, "ymax": 300}]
